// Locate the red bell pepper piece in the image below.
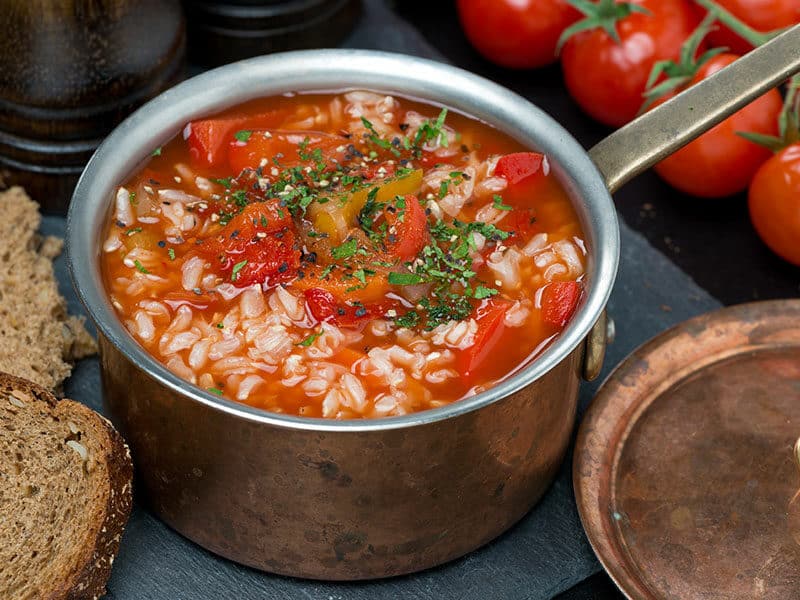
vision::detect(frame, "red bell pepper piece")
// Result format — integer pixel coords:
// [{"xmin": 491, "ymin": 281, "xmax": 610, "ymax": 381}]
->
[
  {"xmin": 303, "ymin": 287, "xmax": 390, "ymax": 328},
  {"xmin": 228, "ymin": 130, "xmax": 344, "ymax": 175},
  {"xmin": 504, "ymin": 207, "xmax": 538, "ymax": 243},
  {"xmin": 458, "ymin": 299, "xmax": 512, "ymax": 378},
  {"xmin": 495, "ymin": 152, "xmax": 544, "ymax": 185},
  {"xmin": 541, "ymin": 281, "xmax": 582, "ymax": 327},
  {"xmin": 387, "ymin": 195, "xmax": 429, "ymax": 261},
  {"xmin": 191, "ymin": 201, "xmax": 299, "ymax": 288},
  {"xmin": 185, "ymin": 110, "xmax": 286, "ymax": 168}
]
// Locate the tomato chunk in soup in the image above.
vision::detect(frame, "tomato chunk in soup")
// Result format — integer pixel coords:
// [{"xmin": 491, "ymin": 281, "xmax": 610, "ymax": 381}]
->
[{"xmin": 101, "ymin": 91, "xmax": 587, "ymax": 419}]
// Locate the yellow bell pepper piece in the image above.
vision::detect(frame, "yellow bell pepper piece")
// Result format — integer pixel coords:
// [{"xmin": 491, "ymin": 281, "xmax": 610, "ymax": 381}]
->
[{"xmin": 311, "ymin": 169, "xmax": 423, "ymax": 242}]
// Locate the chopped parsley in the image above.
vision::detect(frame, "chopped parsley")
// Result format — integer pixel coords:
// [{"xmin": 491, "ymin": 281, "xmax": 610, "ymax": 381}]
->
[
  {"xmin": 151, "ymin": 147, "xmax": 162, "ymax": 157},
  {"xmin": 420, "ymin": 295, "xmax": 473, "ymax": 328},
  {"xmin": 352, "ymin": 268, "xmax": 373, "ymax": 285},
  {"xmin": 168, "ymin": 247, "xmax": 176, "ymax": 261},
  {"xmin": 357, "ymin": 187, "xmax": 385, "ymax": 241},
  {"xmin": 492, "ymin": 195, "xmax": 513, "ymax": 211},
  {"xmin": 129, "ymin": 191, "xmax": 137, "ymax": 205},
  {"xmin": 231, "ymin": 190, "xmax": 248, "ymax": 206},
  {"xmin": 234, "ymin": 130, "xmax": 253, "ymax": 142},
  {"xmin": 126, "ymin": 227, "xmax": 142, "ymax": 236},
  {"xmin": 361, "ymin": 117, "xmax": 400, "ymax": 157},
  {"xmin": 207, "ymin": 387, "xmax": 224, "ymax": 396},
  {"xmin": 331, "ymin": 238, "xmax": 358, "ymax": 260},
  {"xmin": 473, "ymin": 285, "xmax": 499, "ymax": 299},
  {"xmin": 133, "ymin": 260, "xmax": 149, "ymax": 274},
  {"xmin": 414, "ymin": 108, "xmax": 449, "ymax": 149},
  {"xmin": 216, "ymin": 323, "xmax": 224, "ymax": 329},
  {"xmin": 296, "ymin": 331, "xmax": 323, "ymax": 347},
  {"xmin": 394, "ymin": 310, "xmax": 421, "ymax": 329},
  {"xmin": 231, "ymin": 259, "xmax": 248, "ymax": 281},
  {"xmin": 215, "ymin": 177, "xmax": 233, "ymax": 188},
  {"xmin": 388, "ymin": 272, "xmax": 424, "ymax": 285}
]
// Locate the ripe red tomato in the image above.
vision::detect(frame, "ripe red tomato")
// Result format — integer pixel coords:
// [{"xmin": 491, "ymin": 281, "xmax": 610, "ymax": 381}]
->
[
  {"xmin": 560, "ymin": 0, "xmax": 700, "ymax": 127},
  {"xmin": 456, "ymin": 0, "xmax": 580, "ymax": 69},
  {"xmin": 748, "ymin": 144, "xmax": 800, "ymax": 266},
  {"xmin": 706, "ymin": 0, "xmax": 800, "ymax": 54},
  {"xmin": 653, "ymin": 54, "xmax": 782, "ymax": 198}
]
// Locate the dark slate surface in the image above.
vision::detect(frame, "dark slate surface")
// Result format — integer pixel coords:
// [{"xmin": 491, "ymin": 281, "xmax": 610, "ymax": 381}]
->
[{"xmin": 44, "ymin": 1, "xmax": 721, "ymax": 597}]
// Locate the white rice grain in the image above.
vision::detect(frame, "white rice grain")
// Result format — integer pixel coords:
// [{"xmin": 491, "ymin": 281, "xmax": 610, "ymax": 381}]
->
[
  {"xmin": 208, "ymin": 335, "xmax": 242, "ymax": 360},
  {"xmin": 181, "ymin": 256, "xmax": 206, "ymax": 291},
  {"xmin": 268, "ymin": 286, "xmax": 305, "ymax": 322},
  {"xmin": 236, "ymin": 375, "xmax": 265, "ymax": 401},
  {"xmin": 240, "ymin": 286, "xmax": 266, "ymax": 318},
  {"xmin": 103, "ymin": 233, "xmax": 122, "ymax": 253},
  {"xmin": 161, "ymin": 330, "xmax": 200, "ymax": 355},
  {"xmin": 523, "ymin": 233, "xmax": 549, "ymax": 257},
  {"xmin": 188, "ymin": 339, "xmax": 212, "ymax": 370},
  {"xmin": 487, "ymin": 247, "xmax": 523, "ymax": 290},
  {"xmin": 115, "ymin": 187, "xmax": 134, "ymax": 226},
  {"xmin": 133, "ymin": 310, "xmax": 155, "ymax": 342},
  {"xmin": 430, "ymin": 319, "xmax": 478, "ymax": 350}
]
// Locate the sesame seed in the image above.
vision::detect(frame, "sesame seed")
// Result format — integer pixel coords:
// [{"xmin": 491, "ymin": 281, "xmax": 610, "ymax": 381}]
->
[
  {"xmin": 263, "ymin": 131, "xmax": 273, "ymax": 138},
  {"xmin": 259, "ymin": 158, "xmax": 268, "ymax": 167},
  {"xmin": 174, "ymin": 176, "xmax": 182, "ymax": 183},
  {"xmin": 495, "ymin": 280, "xmax": 503, "ymax": 287},
  {"xmin": 271, "ymin": 167, "xmax": 279, "ymax": 176}
]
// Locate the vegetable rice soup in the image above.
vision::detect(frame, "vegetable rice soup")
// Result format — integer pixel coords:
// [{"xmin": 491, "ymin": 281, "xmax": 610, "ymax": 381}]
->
[{"xmin": 101, "ymin": 91, "xmax": 587, "ymax": 418}]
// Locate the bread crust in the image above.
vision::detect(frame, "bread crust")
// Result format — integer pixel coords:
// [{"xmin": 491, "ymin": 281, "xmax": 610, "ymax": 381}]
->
[{"xmin": 0, "ymin": 372, "xmax": 133, "ymax": 600}]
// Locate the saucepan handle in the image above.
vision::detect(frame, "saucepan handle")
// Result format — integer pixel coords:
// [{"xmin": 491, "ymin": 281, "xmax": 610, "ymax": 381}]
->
[
  {"xmin": 581, "ymin": 25, "xmax": 800, "ymax": 381},
  {"xmin": 588, "ymin": 24, "xmax": 800, "ymax": 194}
]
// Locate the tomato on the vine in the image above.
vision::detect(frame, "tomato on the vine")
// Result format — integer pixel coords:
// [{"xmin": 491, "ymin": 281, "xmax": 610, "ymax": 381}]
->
[
  {"xmin": 706, "ymin": 0, "xmax": 800, "ymax": 54},
  {"xmin": 748, "ymin": 144, "xmax": 800, "ymax": 266},
  {"xmin": 456, "ymin": 0, "xmax": 581, "ymax": 69},
  {"xmin": 559, "ymin": 0, "xmax": 700, "ymax": 127},
  {"xmin": 652, "ymin": 54, "xmax": 783, "ymax": 198}
]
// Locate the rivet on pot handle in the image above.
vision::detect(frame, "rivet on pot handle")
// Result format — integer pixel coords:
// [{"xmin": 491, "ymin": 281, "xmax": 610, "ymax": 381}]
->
[
  {"xmin": 583, "ymin": 311, "xmax": 615, "ymax": 381},
  {"xmin": 588, "ymin": 25, "xmax": 800, "ymax": 194}
]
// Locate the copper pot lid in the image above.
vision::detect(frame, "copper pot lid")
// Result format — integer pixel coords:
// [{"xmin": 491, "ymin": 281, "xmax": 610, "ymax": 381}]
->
[{"xmin": 575, "ymin": 300, "xmax": 800, "ymax": 599}]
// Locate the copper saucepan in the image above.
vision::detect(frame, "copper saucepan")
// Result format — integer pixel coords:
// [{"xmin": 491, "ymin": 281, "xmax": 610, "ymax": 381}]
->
[{"xmin": 67, "ymin": 26, "xmax": 800, "ymax": 579}]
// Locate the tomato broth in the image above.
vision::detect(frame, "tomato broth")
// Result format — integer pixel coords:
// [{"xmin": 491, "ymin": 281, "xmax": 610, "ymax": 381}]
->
[{"xmin": 101, "ymin": 90, "xmax": 586, "ymax": 418}]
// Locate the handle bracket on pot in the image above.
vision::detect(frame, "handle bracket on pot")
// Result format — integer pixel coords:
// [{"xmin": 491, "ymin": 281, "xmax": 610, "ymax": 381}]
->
[
  {"xmin": 583, "ymin": 311, "xmax": 613, "ymax": 381},
  {"xmin": 588, "ymin": 25, "xmax": 800, "ymax": 194}
]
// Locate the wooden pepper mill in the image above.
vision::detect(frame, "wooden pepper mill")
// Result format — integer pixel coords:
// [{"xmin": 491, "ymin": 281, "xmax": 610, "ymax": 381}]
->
[
  {"xmin": 0, "ymin": 0, "xmax": 186, "ymax": 213},
  {"xmin": 183, "ymin": 0, "xmax": 361, "ymax": 67}
]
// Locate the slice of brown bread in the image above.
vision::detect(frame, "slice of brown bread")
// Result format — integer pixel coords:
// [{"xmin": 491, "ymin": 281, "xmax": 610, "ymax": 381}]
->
[
  {"xmin": 0, "ymin": 372, "xmax": 133, "ymax": 600},
  {"xmin": 0, "ymin": 186, "xmax": 96, "ymax": 392}
]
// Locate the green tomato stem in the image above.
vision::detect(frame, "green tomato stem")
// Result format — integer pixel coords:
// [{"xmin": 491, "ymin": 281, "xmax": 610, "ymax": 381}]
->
[{"xmin": 692, "ymin": 0, "xmax": 781, "ymax": 48}]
